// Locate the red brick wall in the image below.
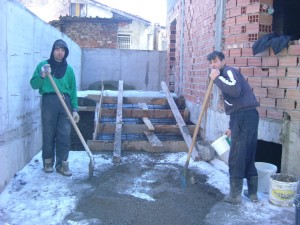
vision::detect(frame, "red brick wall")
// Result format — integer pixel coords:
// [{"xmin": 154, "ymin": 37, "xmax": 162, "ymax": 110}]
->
[
  {"xmin": 167, "ymin": 0, "xmax": 300, "ymax": 121},
  {"xmin": 224, "ymin": 0, "xmax": 300, "ymax": 121},
  {"xmin": 166, "ymin": 0, "xmax": 215, "ymax": 105},
  {"xmin": 50, "ymin": 17, "xmax": 119, "ymax": 48}
]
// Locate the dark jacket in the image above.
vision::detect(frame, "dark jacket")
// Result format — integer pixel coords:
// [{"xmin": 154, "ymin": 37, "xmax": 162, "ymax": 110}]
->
[{"xmin": 214, "ymin": 66, "xmax": 259, "ymax": 116}]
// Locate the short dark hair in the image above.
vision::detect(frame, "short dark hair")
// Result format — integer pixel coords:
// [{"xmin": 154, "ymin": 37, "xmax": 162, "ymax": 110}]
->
[{"xmin": 207, "ymin": 51, "xmax": 225, "ymax": 61}]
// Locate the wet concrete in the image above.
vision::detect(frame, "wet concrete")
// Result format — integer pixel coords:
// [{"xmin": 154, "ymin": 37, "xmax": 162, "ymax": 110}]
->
[{"xmin": 63, "ymin": 152, "xmax": 223, "ymax": 225}]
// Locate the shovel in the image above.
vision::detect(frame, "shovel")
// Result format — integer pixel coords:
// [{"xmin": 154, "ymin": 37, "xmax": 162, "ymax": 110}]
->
[
  {"xmin": 46, "ymin": 73, "xmax": 95, "ymax": 178},
  {"xmin": 180, "ymin": 77, "xmax": 214, "ymax": 189}
]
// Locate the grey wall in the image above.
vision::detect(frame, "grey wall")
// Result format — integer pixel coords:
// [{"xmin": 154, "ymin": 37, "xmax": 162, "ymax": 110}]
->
[
  {"xmin": 0, "ymin": 0, "xmax": 82, "ymax": 192},
  {"xmin": 81, "ymin": 48, "xmax": 166, "ymax": 91}
]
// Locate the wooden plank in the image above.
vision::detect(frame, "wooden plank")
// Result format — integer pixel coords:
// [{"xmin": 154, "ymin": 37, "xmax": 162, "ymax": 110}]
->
[
  {"xmin": 86, "ymin": 95, "xmax": 185, "ymax": 107},
  {"xmin": 113, "ymin": 80, "xmax": 123, "ymax": 163},
  {"xmin": 96, "ymin": 124, "xmax": 197, "ymax": 135},
  {"xmin": 161, "ymin": 81, "xmax": 199, "ymax": 160},
  {"xmin": 87, "ymin": 140, "xmax": 188, "ymax": 152},
  {"xmin": 100, "ymin": 108, "xmax": 185, "ymax": 118},
  {"xmin": 93, "ymin": 81, "xmax": 104, "ymax": 140},
  {"xmin": 144, "ymin": 131, "xmax": 163, "ymax": 147},
  {"xmin": 142, "ymin": 117, "xmax": 155, "ymax": 131}
]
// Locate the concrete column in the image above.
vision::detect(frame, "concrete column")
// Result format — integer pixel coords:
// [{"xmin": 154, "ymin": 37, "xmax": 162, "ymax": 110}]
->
[{"xmin": 281, "ymin": 117, "xmax": 300, "ymax": 179}]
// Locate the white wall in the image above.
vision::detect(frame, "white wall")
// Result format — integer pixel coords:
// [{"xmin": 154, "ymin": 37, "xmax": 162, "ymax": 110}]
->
[{"xmin": 0, "ymin": 0, "xmax": 82, "ymax": 192}]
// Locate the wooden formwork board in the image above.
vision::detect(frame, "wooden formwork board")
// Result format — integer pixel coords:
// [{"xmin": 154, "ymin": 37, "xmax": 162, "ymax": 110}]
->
[{"xmin": 87, "ymin": 140, "xmax": 188, "ymax": 152}]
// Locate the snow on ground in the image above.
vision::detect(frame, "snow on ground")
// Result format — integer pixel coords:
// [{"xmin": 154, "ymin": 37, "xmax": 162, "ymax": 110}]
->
[{"xmin": 0, "ymin": 151, "xmax": 296, "ymax": 225}]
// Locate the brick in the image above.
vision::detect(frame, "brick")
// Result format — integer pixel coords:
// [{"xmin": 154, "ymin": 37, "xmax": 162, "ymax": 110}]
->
[
  {"xmin": 277, "ymin": 99, "xmax": 296, "ymax": 110},
  {"xmin": 236, "ymin": 15, "xmax": 249, "ymax": 25},
  {"xmin": 234, "ymin": 57, "xmax": 248, "ymax": 66},
  {"xmin": 241, "ymin": 48, "xmax": 253, "ymax": 56},
  {"xmin": 246, "ymin": 3, "xmax": 261, "ymax": 14},
  {"xmin": 225, "ymin": 17, "xmax": 236, "ymax": 27},
  {"xmin": 279, "ymin": 56, "xmax": 298, "ymax": 67},
  {"xmin": 278, "ymin": 78, "xmax": 298, "ymax": 89},
  {"xmin": 230, "ymin": 48, "xmax": 242, "ymax": 57},
  {"xmin": 240, "ymin": 67, "xmax": 254, "ymax": 76},
  {"xmin": 237, "ymin": 0, "xmax": 250, "ymax": 6},
  {"xmin": 257, "ymin": 107, "xmax": 267, "ymax": 118},
  {"xmin": 267, "ymin": 88, "xmax": 285, "ymax": 99},
  {"xmin": 255, "ymin": 48, "xmax": 270, "ymax": 57},
  {"xmin": 248, "ymin": 57, "xmax": 262, "ymax": 66},
  {"xmin": 225, "ymin": 36, "xmax": 236, "ymax": 45},
  {"xmin": 287, "ymin": 67, "xmax": 300, "ymax": 78},
  {"xmin": 260, "ymin": 97, "xmax": 276, "ymax": 107},
  {"xmin": 269, "ymin": 68, "xmax": 286, "ymax": 77},
  {"xmin": 276, "ymin": 48, "xmax": 288, "ymax": 56},
  {"xmin": 229, "ymin": 6, "xmax": 242, "ymax": 17},
  {"xmin": 227, "ymin": 0, "xmax": 237, "ymax": 8},
  {"xmin": 262, "ymin": 57, "xmax": 278, "ymax": 67},
  {"xmin": 226, "ymin": 57, "xmax": 235, "ymax": 66},
  {"xmin": 235, "ymin": 34, "xmax": 248, "ymax": 43},
  {"xmin": 288, "ymin": 110, "xmax": 300, "ymax": 121},
  {"xmin": 267, "ymin": 109, "xmax": 283, "ymax": 120},
  {"xmin": 286, "ymin": 90, "xmax": 300, "ymax": 100},
  {"xmin": 259, "ymin": 14, "xmax": 272, "ymax": 25},
  {"xmin": 262, "ymin": 77, "xmax": 278, "ymax": 88},
  {"xmin": 253, "ymin": 87, "xmax": 267, "ymax": 97},
  {"xmin": 254, "ymin": 68, "xmax": 269, "ymax": 77},
  {"xmin": 246, "ymin": 23, "xmax": 260, "ymax": 33},
  {"xmin": 288, "ymin": 45, "xmax": 300, "ymax": 56},
  {"xmin": 260, "ymin": 0, "xmax": 273, "ymax": 5},
  {"xmin": 229, "ymin": 25, "xmax": 243, "ymax": 35},
  {"xmin": 247, "ymin": 77, "xmax": 262, "ymax": 87}
]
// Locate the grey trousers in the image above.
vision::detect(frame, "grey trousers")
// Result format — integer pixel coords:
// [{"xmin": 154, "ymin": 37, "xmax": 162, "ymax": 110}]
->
[{"xmin": 41, "ymin": 94, "xmax": 71, "ymax": 168}]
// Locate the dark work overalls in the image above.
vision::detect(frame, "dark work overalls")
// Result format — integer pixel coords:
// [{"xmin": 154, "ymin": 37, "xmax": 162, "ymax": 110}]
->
[
  {"xmin": 229, "ymin": 108, "xmax": 259, "ymax": 179},
  {"xmin": 41, "ymin": 93, "xmax": 71, "ymax": 169}
]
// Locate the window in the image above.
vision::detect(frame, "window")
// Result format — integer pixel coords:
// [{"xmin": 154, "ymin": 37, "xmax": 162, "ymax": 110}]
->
[
  {"xmin": 70, "ymin": 3, "xmax": 86, "ymax": 17},
  {"xmin": 118, "ymin": 35, "xmax": 131, "ymax": 49}
]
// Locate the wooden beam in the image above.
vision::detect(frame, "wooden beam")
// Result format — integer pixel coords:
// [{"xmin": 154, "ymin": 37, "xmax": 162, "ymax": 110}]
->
[
  {"xmin": 144, "ymin": 131, "xmax": 163, "ymax": 147},
  {"xmin": 93, "ymin": 81, "xmax": 104, "ymax": 140},
  {"xmin": 100, "ymin": 108, "xmax": 185, "ymax": 118},
  {"xmin": 113, "ymin": 80, "xmax": 123, "ymax": 163},
  {"xmin": 87, "ymin": 140, "xmax": 188, "ymax": 152},
  {"xmin": 86, "ymin": 95, "xmax": 185, "ymax": 107},
  {"xmin": 96, "ymin": 124, "xmax": 196, "ymax": 135},
  {"xmin": 161, "ymin": 81, "xmax": 199, "ymax": 160}
]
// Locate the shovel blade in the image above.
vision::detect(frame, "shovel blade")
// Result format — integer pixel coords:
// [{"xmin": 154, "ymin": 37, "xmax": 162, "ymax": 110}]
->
[{"xmin": 179, "ymin": 168, "xmax": 195, "ymax": 190}]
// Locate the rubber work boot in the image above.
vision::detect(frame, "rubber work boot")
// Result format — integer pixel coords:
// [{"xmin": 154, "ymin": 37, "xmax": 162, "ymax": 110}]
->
[
  {"xmin": 224, "ymin": 178, "xmax": 243, "ymax": 204},
  {"xmin": 44, "ymin": 158, "xmax": 54, "ymax": 173},
  {"xmin": 56, "ymin": 161, "xmax": 72, "ymax": 176},
  {"xmin": 243, "ymin": 176, "xmax": 258, "ymax": 202}
]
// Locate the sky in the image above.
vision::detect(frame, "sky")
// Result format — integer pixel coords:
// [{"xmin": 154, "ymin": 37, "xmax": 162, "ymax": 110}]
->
[
  {"xmin": 0, "ymin": 90, "xmax": 297, "ymax": 225},
  {"xmin": 97, "ymin": 0, "xmax": 167, "ymax": 25}
]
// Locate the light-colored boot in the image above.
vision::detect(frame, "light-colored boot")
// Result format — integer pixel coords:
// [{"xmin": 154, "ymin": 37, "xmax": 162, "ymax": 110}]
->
[
  {"xmin": 44, "ymin": 158, "xmax": 54, "ymax": 173},
  {"xmin": 56, "ymin": 161, "xmax": 72, "ymax": 176}
]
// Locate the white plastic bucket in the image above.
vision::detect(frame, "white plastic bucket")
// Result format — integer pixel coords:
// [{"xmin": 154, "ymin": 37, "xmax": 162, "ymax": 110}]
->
[
  {"xmin": 255, "ymin": 162, "xmax": 277, "ymax": 193},
  {"xmin": 211, "ymin": 135, "xmax": 230, "ymax": 164},
  {"xmin": 269, "ymin": 173, "xmax": 298, "ymax": 207}
]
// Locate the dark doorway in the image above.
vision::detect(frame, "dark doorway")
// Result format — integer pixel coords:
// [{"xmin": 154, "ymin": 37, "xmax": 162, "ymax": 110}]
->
[{"xmin": 255, "ymin": 140, "xmax": 282, "ymax": 172}]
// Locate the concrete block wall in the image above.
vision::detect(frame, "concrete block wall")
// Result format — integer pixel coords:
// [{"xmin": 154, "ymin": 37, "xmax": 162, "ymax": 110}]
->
[
  {"xmin": 81, "ymin": 48, "xmax": 166, "ymax": 91},
  {"xmin": 0, "ymin": 0, "xmax": 81, "ymax": 192}
]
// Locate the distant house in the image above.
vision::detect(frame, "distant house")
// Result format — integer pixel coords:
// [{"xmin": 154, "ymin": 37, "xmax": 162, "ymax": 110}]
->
[{"xmin": 19, "ymin": 0, "xmax": 166, "ymax": 50}]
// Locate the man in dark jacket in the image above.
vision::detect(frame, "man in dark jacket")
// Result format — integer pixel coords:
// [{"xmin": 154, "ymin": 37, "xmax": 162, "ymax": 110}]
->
[
  {"xmin": 207, "ymin": 51, "xmax": 260, "ymax": 204},
  {"xmin": 30, "ymin": 39, "xmax": 79, "ymax": 176}
]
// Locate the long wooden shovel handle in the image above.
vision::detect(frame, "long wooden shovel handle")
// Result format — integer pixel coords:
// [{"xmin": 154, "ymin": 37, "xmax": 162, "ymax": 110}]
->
[
  {"xmin": 184, "ymin": 78, "xmax": 214, "ymax": 168},
  {"xmin": 46, "ymin": 74, "xmax": 95, "ymax": 172}
]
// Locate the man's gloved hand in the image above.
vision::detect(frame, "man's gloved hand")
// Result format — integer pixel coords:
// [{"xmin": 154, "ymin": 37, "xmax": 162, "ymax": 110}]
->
[
  {"xmin": 72, "ymin": 111, "xmax": 80, "ymax": 123},
  {"xmin": 40, "ymin": 64, "xmax": 51, "ymax": 78}
]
